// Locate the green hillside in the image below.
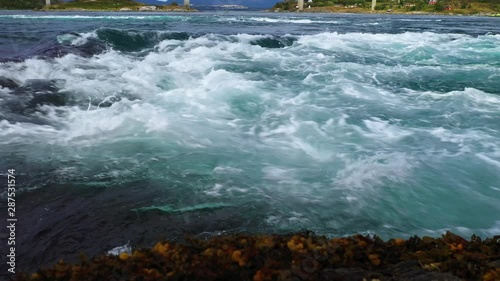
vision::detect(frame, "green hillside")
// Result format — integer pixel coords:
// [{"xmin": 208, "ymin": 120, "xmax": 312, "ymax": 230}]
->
[
  {"xmin": 47, "ymin": 0, "xmax": 142, "ymax": 10},
  {"xmin": 0, "ymin": 0, "xmax": 147, "ymax": 10},
  {"xmin": 273, "ymin": 0, "xmax": 500, "ymax": 14},
  {"xmin": 0, "ymin": 0, "xmax": 61, "ymax": 9}
]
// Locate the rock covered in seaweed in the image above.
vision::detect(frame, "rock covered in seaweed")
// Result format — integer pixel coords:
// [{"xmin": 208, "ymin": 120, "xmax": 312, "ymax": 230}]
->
[{"xmin": 15, "ymin": 231, "xmax": 500, "ymax": 281}]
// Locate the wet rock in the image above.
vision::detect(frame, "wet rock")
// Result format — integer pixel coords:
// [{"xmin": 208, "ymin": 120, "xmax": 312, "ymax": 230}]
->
[
  {"xmin": 389, "ymin": 260, "xmax": 422, "ymax": 276},
  {"xmin": 421, "ymin": 236, "xmax": 436, "ymax": 245},
  {"xmin": 399, "ymin": 271, "xmax": 461, "ymax": 281},
  {"xmin": 489, "ymin": 260, "xmax": 500, "ymax": 268},
  {"xmin": 442, "ymin": 231, "xmax": 467, "ymax": 245},
  {"xmin": 318, "ymin": 267, "xmax": 386, "ymax": 281},
  {"xmin": 390, "ymin": 260, "xmax": 460, "ymax": 281}
]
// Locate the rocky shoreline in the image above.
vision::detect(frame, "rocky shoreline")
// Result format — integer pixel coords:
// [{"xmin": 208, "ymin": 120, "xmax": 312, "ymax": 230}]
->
[
  {"xmin": 1, "ymin": 9, "xmax": 498, "ymax": 17},
  {"xmin": 14, "ymin": 231, "xmax": 500, "ymax": 281},
  {"xmin": 38, "ymin": 7, "xmax": 194, "ymax": 12},
  {"xmin": 269, "ymin": 7, "xmax": 500, "ymax": 17}
]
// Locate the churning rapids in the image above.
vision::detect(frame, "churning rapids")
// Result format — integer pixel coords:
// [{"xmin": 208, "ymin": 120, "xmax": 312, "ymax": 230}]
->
[{"xmin": 0, "ymin": 11, "xmax": 499, "ymax": 272}]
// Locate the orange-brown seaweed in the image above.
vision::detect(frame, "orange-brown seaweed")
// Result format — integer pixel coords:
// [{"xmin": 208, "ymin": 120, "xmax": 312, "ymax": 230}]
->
[{"xmin": 14, "ymin": 231, "xmax": 500, "ymax": 281}]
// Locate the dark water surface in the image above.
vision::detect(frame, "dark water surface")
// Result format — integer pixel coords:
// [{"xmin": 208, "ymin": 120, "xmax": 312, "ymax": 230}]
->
[{"xmin": 0, "ymin": 11, "xmax": 499, "ymax": 273}]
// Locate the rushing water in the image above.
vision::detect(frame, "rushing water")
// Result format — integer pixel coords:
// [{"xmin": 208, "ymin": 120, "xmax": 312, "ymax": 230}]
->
[{"xmin": 0, "ymin": 11, "xmax": 499, "ymax": 272}]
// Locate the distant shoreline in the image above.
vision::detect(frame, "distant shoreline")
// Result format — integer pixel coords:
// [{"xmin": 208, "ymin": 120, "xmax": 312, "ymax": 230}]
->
[
  {"xmin": 268, "ymin": 7, "xmax": 500, "ymax": 17},
  {"xmin": 0, "ymin": 8, "xmax": 196, "ymax": 12},
  {"xmin": 0, "ymin": 8, "xmax": 499, "ymax": 17}
]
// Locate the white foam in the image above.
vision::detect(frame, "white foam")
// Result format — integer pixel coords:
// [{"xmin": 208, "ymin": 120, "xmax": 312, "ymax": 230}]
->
[
  {"xmin": 262, "ymin": 166, "xmax": 296, "ymax": 181},
  {"xmin": 418, "ymin": 88, "xmax": 500, "ymax": 106},
  {"xmin": 249, "ymin": 17, "xmax": 314, "ymax": 24},
  {"xmin": 223, "ymin": 16, "xmax": 341, "ymax": 24},
  {"xmin": 430, "ymin": 127, "xmax": 465, "ymax": 144},
  {"xmin": 361, "ymin": 118, "xmax": 413, "ymax": 142},
  {"xmin": 476, "ymin": 154, "xmax": 500, "ymax": 170},
  {"xmin": 265, "ymin": 213, "xmax": 311, "ymax": 229},
  {"xmin": 0, "ymin": 120, "xmax": 59, "ymax": 144},
  {"xmin": 484, "ymin": 220, "xmax": 500, "ymax": 235},
  {"xmin": 334, "ymin": 153, "xmax": 413, "ymax": 189},
  {"xmin": 213, "ymin": 166, "xmax": 243, "ymax": 174},
  {"xmin": 203, "ymin": 183, "xmax": 225, "ymax": 197},
  {"xmin": 1, "ymin": 30, "xmax": 499, "ymax": 239},
  {"xmin": 55, "ymin": 31, "xmax": 96, "ymax": 46},
  {"xmin": 71, "ymin": 31, "xmax": 97, "ymax": 46},
  {"xmin": 0, "ymin": 87, "xmax": 11, "ymax": 94}
]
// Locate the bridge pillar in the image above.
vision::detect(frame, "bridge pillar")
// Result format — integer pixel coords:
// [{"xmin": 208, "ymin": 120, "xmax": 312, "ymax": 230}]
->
[
  {"xmin": 297, "ymin": 0, "xmax": 304, "ymax": 10},
  {"xmin": 46, "ymin": 0, "xmax": 51, "ymax": 6},
  {"xmin": 371, "ymin": 0, "xmax": 376, "ymax": 10},
  {"xmin": 184, "ymin": 0, "xmax": 189, "ymax": 8}
]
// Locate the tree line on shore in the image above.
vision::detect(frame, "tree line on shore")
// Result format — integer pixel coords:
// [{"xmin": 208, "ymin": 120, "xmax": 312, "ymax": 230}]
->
[
  {"xmin": 0, "ymin": 0, "xmax": 62, "ymax": 9},
  {"xmin": 0, "ymin": 0, "xmax": 187, "ymax": 10},
  {"xmin": 273, "ymin": 0, "xmax": 499, "ymax": 12}
]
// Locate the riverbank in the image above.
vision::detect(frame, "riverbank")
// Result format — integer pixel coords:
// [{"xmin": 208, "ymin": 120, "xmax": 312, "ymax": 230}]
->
[
  {"xmin": 271, "ymin": 8, "xmax": 500, "ymax": 17},
  {"xmin": 41, "ymin": 4, "xmax": 194, "ymax": 12},
  {"xmin": 0, "ymin": 0, "xmax": 194, "ymax": 12},
  {"xmin": 14, "ymin": 231, "xmax": 500, "ymax": 281},
  {"xmin": 9, "ymin": 8, "xmax": 498, "ymax": 17},
  {"xmin": 39, "ymin": 7, "xmax": 195, "ymax": 12},
  {"xmin": 270, "ymin": 2, "xmax": 500, "ymax": 17}
]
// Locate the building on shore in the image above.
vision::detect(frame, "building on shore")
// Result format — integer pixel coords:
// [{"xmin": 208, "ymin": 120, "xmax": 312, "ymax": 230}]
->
[{"xmin": 297, "ymin": 0, "xmax": 304, "ymax": 10}]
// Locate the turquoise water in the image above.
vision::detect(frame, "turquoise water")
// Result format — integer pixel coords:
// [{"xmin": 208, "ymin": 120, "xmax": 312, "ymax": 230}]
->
[{"xmin": 0, "ymin": 11, "xmax": 499, "ymax": 270}]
